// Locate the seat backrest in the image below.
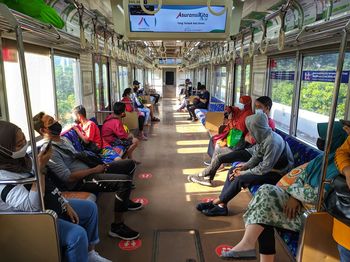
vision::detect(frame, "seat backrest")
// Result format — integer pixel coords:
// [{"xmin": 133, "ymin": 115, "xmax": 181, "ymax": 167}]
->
[
  {"xmin": 0, "ymin": 211, "xmax": 60, "ymax": 261},
  {"xmin": 208, "ymin": 97, "xmax": 225, "ymax": 112},
  {"xmin": 298, "ymin": 211, "xmax": 339, "ymax": 262},
  {"xmin": 205, "ymin": 112, "xmax": 224, "ymax": 134},
  {"xmin": 122, "ymin": 111, "xmax": 139, "ymax": 130}
]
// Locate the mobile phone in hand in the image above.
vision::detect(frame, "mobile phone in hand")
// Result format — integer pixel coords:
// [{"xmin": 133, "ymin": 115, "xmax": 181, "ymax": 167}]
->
[{"xmin": 41, "ymin": 140, "xmax": 52, "ymax": 154}]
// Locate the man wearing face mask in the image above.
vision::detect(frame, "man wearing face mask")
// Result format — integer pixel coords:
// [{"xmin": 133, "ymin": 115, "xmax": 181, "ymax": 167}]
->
[
  {"xmin": 33, "ymin": 112, "xmax": 141, "ymax": 241},
  {"xmin": 186, "ymin": 85, "xmax": 210, "ymax": 122}
]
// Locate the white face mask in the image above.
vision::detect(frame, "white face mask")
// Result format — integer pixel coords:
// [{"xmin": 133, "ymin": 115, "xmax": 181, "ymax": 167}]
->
[
  {"xmin": 235, "ymin": 102, "xmax": 245, "ymax": 110},
  {"xmin": 0, "ymin": 142, "xmax": 29, "ymax": 159},
  {"xmin": 255, "ymin": 109, "xmax": 264, "ymax": 115}
]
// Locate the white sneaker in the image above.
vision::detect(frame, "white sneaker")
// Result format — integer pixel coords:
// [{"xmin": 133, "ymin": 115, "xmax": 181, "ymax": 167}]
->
[{"xmin": 88, "ymin": 250, "xmax": 112, "ymax": 262}]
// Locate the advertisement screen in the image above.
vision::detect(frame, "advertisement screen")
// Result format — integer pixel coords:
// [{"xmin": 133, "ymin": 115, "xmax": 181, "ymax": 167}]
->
[{"xmin": 129, "ymin": 5, "xmax": 227, "ymax": 33}]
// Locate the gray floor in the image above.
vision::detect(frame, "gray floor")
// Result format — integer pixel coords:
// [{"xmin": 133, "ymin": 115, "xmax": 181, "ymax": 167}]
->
[{"xmin": 97, "ymin": 98, "xmax": 293, "ymax": 262}]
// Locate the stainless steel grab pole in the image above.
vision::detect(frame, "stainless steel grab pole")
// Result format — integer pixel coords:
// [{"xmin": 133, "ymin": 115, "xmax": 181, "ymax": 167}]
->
[
  {"xmin": 0, "ymin": 3, "xmax": 45, "ymax": 211},
  {"xmin": 316, "ymin": 20, "xmax": 350, "ymax": 212}
]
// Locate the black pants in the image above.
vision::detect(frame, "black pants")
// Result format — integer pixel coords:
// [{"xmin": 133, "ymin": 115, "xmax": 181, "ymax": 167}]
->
[
  {"xmin": 150, "ymin": 94, "xmax": 160, "ymax": 104},
  {"xmin": 202, "ymin": 149, "xmax": 252, "ymax": 180},
  {"xmin": 187, "ymin": 103, "xmax": 207, "ymax": 119},
  {"xmin": 219, "ymin": 168, "xmax": 282, "ymax": 204},
  {"xmin": 258, "ymin": 224, "xmax": 276, "ymax": 255},
  {"xmin": 74, "ymin": 159, "xmax": 136, "ymax": 212},
  {"xmin": 138, "ymin": 115, "xmax": 145, "ymax": 131}
]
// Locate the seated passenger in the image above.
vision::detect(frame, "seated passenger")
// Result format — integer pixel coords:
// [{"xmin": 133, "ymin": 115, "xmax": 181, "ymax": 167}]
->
[
  {"xmin": 132, "ymin": 80, "xmax": 160, "ymax": 122},
  {"xmin": 71, "ymin": 105, "xmax": 122, "ymax": 162},
  {"xmin": 189, "ymin": 113, "xmax": 293, "ymax": 198},
  {"xmin": 32, "ymin": 112, "xmax": 141, "ymax": 240},
  {"xmin": 245, "ymin": 96, "xmax": 275, "ymax": 144},
  {"xmin": 102, "ymin": 102, "xmax": 140, "ymax": 163},
  {"xmin": 144, "ymin": 83, "xmax": 160, "ymax": 104},
  {"xmin": 219, "ymin": 122, "xmax": 346, "ymax": 261},
  {"xmin": 206, "ymin": 96, "xmax": 253, "ymax": 166},
  {"xmin": 187, "ymin": 85, "xmax": 210, "ymax": 122},
  {"xmin": 177, "ymin": 79, "xmax": 192, "ymax": 112},
  {"xmin": 121, "ymin": 88, "xmax": 147, "ymax": 140},
  {"xmin": 333, "ymin": 123, "xmax": 350, "ymax": 262},
  {"xmin": 0, "ymin": 121, "xmax": 111, "ymax": 262}
]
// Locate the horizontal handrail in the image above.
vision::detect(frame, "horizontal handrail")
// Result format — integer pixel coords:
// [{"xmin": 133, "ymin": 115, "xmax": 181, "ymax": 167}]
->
[{"xmin": 0, "ymin": 177, "xmax": 37, "ymax": 185}]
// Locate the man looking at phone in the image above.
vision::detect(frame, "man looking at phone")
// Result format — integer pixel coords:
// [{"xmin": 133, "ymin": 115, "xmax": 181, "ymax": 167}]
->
[{"xmin": 33, "ymin": 112, "xmax": 141, "ymax": 240}]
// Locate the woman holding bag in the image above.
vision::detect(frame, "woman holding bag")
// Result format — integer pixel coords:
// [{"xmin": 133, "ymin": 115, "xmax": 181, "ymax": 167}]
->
[{"xmin": 206, "ymin": 96, "xmax": 253, "ymax": 165}]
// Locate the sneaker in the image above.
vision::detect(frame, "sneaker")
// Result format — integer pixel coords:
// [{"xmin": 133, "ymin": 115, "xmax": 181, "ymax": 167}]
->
[
  {"xmin": 196, "ymin": 201, "xmax": 214, "ymax": 212},
  {"xmin": 187, "ymin": 117, "xmax": 193, "ymax": 121},
  {"xmin": 109, "ymin": 223, "xmax": 140, "ymax": 240},
  {"xmin": 128, "ymin": 200, "xmax": 143, "ymax": 211},
  {"xmin": 88, "ymin": 250, "xmax": 112, "ymax": 262},
  {"xmin": 191, "ymin": 118, "xmax": 198, "ymax": 122},
  {"xmin": 202, "ymin": 205, "xmax": 228, "ymax": 216},
  {"xmin": 203, "ymin": 161, "xmax": 211, "ymax": 166},
  {"xmin": 189, "ymin": 175, "xmax": 213, "ymax": 187}
]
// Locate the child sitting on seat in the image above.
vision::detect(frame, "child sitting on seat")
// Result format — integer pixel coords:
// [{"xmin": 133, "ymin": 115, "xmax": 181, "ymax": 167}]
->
[{"xmin": 102, "ymin": 102, "xmax": 140, "ymax": 164}]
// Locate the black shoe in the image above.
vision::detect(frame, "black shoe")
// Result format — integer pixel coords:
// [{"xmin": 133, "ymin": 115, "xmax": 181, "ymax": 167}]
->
[
  {"xmin": 202, "ymin": 205, "xmax": 228, "ymax": 216},
  {"xmin": 127, "ymin": 200, "xmax": 143, "ymax": 211},
  {"xmin": 108, "ymin": 223, "xmax": 140, "ymax": 240},
  {"xmin": 196, "ymin": 201, "xmax": 214, "ymax": 212},
  {"xmin": 187, "ymin": 117, "xmax": 193, "ymax": 121}
]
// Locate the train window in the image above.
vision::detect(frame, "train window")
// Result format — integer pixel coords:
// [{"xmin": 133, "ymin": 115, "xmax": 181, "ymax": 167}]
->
[
  {"xmin": 213, "ymin": 66, "xmax": 227, "ymax": 102},
  {"xmin": 244, "ymin": 64, "xmax": 251, "ymax": 95},
  {"xmin": 3, "ymin": 50, "xmax": 56, "ymax": 137},
  {"xmin": 94, "ymin": 56, "xmax": 111, "ymax": 111},
  {"xmin": 296, "ymin": 53, "xmax": 349, "ymax": 143},
  {"xmin": 135, "ymin": 68, "xmax": 143, "ymax": 84},
  {"xmin": 234, "ymin": 64, "xmax": 242, "ymax": 104},
  {"xmin": 54, "ymin": 55, "xmax": 81, "ymax": 127},
  {"xmin": 269, "ymin": 57, "xmax": 296, "ymax": 133},
  {"xmin": 118, "ymin": 65, "xmax": 129, "ymax": 94}
]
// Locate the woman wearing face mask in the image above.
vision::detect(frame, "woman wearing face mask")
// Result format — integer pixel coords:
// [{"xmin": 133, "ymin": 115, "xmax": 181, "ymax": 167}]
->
[
  {"xmin": 102, "ymin": 102, "xmax": 140, "ymax": 164},
  {"xmin": 219, "ymin": 122, "xmax": 346, "ymax": 261},
  {"xmin": 0, "ymin": 121, "xmax": 111, "ymax": 262},
  {"xmin": 121, "ymin": 88, "xmax": 147, "ymax": 140},
  {"xmin": 204, "ymin": 96, "xmax": 253, "ymax": 168},
  {"xmin": 245, "ymin": 96, "xmax": 276, "ymax": 145}
]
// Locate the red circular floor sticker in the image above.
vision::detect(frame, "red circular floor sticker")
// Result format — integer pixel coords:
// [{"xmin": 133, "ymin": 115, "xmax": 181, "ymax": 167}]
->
[
  {"xmin": 118, "ymin": 239, "xmax": 142, "ymax": 251},
  {"xmin": 138, "ymin": 173, "xmax": 153, "ymax": 179},
  {"xmin": 132, "ymin": 197, "xmax": 149, "ymax": 206},
  {"xmin": 215, "ymin": 244, "xmax": 234, "ymax": 257},
  {"xmin": 200, "ymin": 197, "xmax": 215, "ymax": 203}
]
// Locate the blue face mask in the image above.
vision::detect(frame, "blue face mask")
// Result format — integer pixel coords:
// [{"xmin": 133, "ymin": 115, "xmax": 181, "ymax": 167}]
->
[
  {"xmin": 0, "ymin": 142, "xmax": 29, "ymax": 159},
  {"xmin": 235, "ymin": 102, "xmax": 244, "ymax": 110},
  {"xmin": 255, "ymin": 109, "xmax": 264, "ymax": 115}
]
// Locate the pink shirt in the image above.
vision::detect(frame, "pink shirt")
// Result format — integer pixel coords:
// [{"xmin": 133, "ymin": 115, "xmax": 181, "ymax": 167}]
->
[{"xmin": 101, "ymin": 116, "xmax": 128, "ymax": 145}]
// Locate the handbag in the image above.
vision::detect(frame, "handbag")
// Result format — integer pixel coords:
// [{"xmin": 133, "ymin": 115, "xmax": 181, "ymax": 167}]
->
[
  {"xmin": 83, "ymin": 141, "xmax": 101, "ymax": 154},
  {"xmin": 227, "ymin": 129, "xmax": 243, "ymax": 148},
  {"xmin": 324, "ymin": 175, "xmax": 350, "ymax": 226}
]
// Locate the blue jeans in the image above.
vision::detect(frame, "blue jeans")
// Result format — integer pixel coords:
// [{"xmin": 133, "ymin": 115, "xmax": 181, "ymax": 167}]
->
[
  {"xmin": 58, "ymin": 199, "xmax": 99, "ymax": 262},
  {"xmin": 138, "ymin": 107, "xmax": 151, "ymax": 123},
  {"xmin": 338, "ymin": 244, "xmax": 350, "ymax": 262}
]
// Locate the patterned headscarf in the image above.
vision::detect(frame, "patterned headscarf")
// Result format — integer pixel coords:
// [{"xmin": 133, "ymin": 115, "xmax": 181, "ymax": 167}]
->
[{"xmin": 0, "ymin": 121, "xmax": 32, "ymax": 173}]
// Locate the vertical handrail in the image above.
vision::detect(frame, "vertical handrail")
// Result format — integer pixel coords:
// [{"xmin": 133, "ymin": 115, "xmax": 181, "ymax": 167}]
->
[
  {"xmin": 316, "ymin": 20, "xmax": 350, "ymax": 211},
  {"xmin": 0, "ymin": 4, "xmax": 45, "ymax": 211}
]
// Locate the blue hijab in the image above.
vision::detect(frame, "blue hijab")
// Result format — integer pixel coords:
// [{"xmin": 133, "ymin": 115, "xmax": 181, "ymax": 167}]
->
[{"xmin": 306, "ymin": 121, "xmax": 347, "ymax": 187}]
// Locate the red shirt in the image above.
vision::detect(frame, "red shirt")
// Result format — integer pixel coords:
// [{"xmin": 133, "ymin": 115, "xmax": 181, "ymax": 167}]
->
[
  {"xmin": 102, "ymin": 115, "xmax": 128, "ymax": 145},
  {"xmin": 80, "ymin": 120, "xmax": 109, "ymax": 148},
  {"xmin": 121, "ymin": 97, "xmax": 134, "ymax": 112}
]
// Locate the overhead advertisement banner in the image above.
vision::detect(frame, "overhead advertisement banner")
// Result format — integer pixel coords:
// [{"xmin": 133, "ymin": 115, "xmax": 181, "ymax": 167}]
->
[
  {"xmin": 129, "ymin": 5, "xmax": 227, "ymax": 33},
  {"xmin": 302, "ymin": 70, "xmax": 350, "ymax": 83}
]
